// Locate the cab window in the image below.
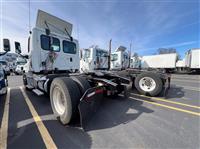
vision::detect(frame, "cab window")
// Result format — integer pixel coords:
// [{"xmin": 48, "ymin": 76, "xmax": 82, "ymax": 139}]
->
[
  {"xmin": 63, "ymin": 40, "xmax": 76, "ymax": 54},
  {"xmin": 96, "ymin": 50, "xmax": 108, "ymax": 57},
  {"xmin": 83, "ymin": 49, "xmax": 90, "ymax": 59},
  {"xmin": 111, "ymin": 54, "xmax": 118, "ymax": 61},
  {"xmin": 40, "ymin": 35, "xmax": 60, "ymax": 52}
]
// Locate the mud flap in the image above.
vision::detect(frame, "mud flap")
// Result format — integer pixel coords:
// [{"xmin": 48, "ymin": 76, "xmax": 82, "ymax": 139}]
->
[
  {"xmin": 78, "ymin": 86, "xmax": 104, "ymax": 130},
  {"xmin": 163, "ymin": 76, "xmax": 171, "ymax": 97}
]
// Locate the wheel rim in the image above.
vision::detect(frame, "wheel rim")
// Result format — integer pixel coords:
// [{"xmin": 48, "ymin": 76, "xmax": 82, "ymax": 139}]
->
[
  {"xmin": 139, "ymin": 77, "xmax": 156, "ymax": 92},
  {"xmin": 52, "ymin": 86, "xmax": 65, "ymax": 115}
]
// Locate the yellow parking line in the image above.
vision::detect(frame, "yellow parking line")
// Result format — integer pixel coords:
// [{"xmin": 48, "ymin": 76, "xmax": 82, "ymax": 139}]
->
[
  {"xmin": 172, "ymin": 79, "xmax": 200, "ymax": 83},
  {"xmin": 131, "ymin": 93, "xmax": 200, "ymax": 109},
  {"xmin": 129, "ymin": 96, "xmax": 200, "ymax": 116},
  {"xmin": 0, "ymin": 88, "xmax": 10, "ymax": 149},
  {"xmin": 20, "ymin": 87, "xmax": 57, "ymax": 149}
]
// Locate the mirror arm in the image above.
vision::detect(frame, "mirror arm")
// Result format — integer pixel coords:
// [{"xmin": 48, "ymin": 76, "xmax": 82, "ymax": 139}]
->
[
  {"xmin": 18, "ymin": 53, "xmax": 28, "ymax": 59},
  {"xmin": 0, "ymin": 51, "xmax": 8, "ymax": 56}
]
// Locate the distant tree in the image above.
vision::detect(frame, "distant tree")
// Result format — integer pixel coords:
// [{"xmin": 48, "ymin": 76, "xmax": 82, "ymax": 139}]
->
[{"xmin": 157, "ymin": 48, "xmax": 177, "ymax": 54}]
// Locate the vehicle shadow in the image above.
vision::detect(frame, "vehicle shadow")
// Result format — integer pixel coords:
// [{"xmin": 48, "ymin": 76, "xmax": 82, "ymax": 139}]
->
[
  {"xmin": 84, "ymin": 96, "xmax": 154, "ymax": 131},
  {"xmin": 164, "ymin": 85, "xmax": 185, "ymax": 99},
  {"xmin": 131, "ymin": 85, "xmax": 185, "ymax": 99}
]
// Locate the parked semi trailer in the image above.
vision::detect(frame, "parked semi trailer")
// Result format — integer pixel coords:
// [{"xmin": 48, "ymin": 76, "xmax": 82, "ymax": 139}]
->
[
  {"xmin": 185, "ymin": 48, "xmax": 200, "ymax": 73},
  {"xmin": 14, "ymin": 10, "xmax": 131, "ymax": 129},
  {"xmin": 141, "ymin": 53, "xmax": 178, "ymax": 72},
  {"xmin": 81, "ymin": 46, "xmax": 170, "ymax": 97}
]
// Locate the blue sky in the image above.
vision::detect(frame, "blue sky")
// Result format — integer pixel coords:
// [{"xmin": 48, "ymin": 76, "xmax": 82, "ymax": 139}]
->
[{"xmin": 0, "ymin": 0, "xmax": 199, "ymax": 58}]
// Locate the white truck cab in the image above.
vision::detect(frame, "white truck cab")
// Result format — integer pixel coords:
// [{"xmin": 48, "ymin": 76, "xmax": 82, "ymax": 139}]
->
[
  {"xmin": 18, "ymin": 10, "xmax": 129, "ymax": 129},
  {"xmin": 110, "ymin": 46, "xmax": 129, "ymax": 70},
  {"xmin": 80, "ymin": 46, "xmax": 109, "ymax": 72},
  {"xmin": 130, "ymin": 56, "xmax": 141, "ymax": 69},
  {"xmin": 15, "ymin": 57, "xmax": 27, "ymax": 75},
  {"xmin": 28, "ymin": 11, "xmax": 79, "ymax": 73}
]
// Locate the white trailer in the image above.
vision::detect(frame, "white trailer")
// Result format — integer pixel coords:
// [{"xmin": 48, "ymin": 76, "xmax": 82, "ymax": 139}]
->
[
  {"xmin": 141, "ymin": 53, "xmax": 178, "ymax": 72},
  {"xmin": 185, "ymin": 48, "xmax": 200, "ymax": 72},
  {"xmin": 110, "ymin": 46, "xmax": 129, "ymax": 70}
]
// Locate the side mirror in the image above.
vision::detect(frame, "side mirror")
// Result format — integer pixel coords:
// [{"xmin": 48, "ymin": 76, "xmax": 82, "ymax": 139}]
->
[
  {"xmin": 80, "ymin": 49, "xmax": 83, "ymax": 59},
  {"xmin": 3, "ymin": 39, "xmax": 10, "ymax": 52},
  {"xmin": 15, "ymin": 42, "xmax": 22, "ymax": 54},
  {"xmin": 28, "ymin": 37, "xmax": 30, "ymax": 53},
  {"xmin": 24, "ymin": 55, "xmax": 29, "ymax": 59}
]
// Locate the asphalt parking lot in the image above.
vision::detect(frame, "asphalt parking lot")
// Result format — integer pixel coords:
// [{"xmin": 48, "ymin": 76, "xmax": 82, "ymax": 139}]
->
[{"xmin": 0, "ymin": 74, "xmax": 200, "ymax": 149}]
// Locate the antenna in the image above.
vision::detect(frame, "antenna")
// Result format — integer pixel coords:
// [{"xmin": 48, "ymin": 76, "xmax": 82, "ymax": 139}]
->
[
  {"xmin": 108, "ymin": 39, "xmax": 112, "ymax": 70},
  {"xmin": 28, "ymin": 0, "xmax": 31, "ymax": 34},
  {"xmin": 129, "ymin": 42, "xmax": 132, "ymax": 68}
]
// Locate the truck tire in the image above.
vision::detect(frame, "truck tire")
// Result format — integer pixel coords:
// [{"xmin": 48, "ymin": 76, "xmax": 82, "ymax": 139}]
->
[
  {"xmin": 71, "ymin": 76, "xmax": 91, "ymax": 94},
  {"xmin": 134, "ymin": 72, "xmax": 163, "ymax": 96},
  {"xmin": 50, "ymin": 77, "xmax": 81, "ymax": 125}
]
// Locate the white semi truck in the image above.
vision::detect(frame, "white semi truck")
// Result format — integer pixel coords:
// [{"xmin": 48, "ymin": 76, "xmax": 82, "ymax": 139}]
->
[
  {"xmin": 110, "ymin": 46, "xmax": 129, "ymax": 70},
  {"xmin": 14, "ymin": 10, "xmax": 132, "ymax": 129},
  {"xmin": 80, "ymin": 46, "xmax": 109, "ymax": 73},
  {"xmin": 13, "ymin": 10, "xmax": 171, "ymax": 129},
  {"xmin": 15, "ymin": 57, "xmax": 27, "ymax": 75},
  {"xmin": 81, "ymin": 46, "xmax": 170, "ymax": 97}
]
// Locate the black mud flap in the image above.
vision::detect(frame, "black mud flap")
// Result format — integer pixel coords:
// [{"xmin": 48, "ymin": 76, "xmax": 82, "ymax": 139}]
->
[
  {"xmin": 78, "ymin": 86, "xmax": 104, "ymax": 130},
  {"xmin": 163, "ymin": 76, "xmax": 171, "ymax": 97}
]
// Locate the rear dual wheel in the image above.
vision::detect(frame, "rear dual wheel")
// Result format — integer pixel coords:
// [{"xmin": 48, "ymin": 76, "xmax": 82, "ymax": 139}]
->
[{"xmin": 50, "ymin": 77, "xmax": 90, "ymax": 125}]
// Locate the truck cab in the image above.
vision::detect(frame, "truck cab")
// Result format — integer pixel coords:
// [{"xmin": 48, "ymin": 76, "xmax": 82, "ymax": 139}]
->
[
  {"xmin": 130, "ymin": 56, "xmax": 141, "ymax": 69},
  {"xmin": 15, "ymin": 57, "xmax": 27, "ymax": 75},
  {"xmin": 80, "ymin": 46, "xmax": 109, "ymax": 72},
  {"xmin": 110, "ymin": 46, "xmax": 129, "ymax": 70},
  {"xmin": 29, "ymin": 27, "xmax": 79, "ymax": 73}
]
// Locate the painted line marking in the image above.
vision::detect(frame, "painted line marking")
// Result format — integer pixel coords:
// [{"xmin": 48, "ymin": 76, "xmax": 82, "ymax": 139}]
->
[
  {"xmin": 171, "ymin": 85, "xmax": 200, "ymax": 92},
  {"xmin": 131, "ymin": 93, "xmax": 200, "ymax": 109},
  {"xmin": 172, "ymin": 79, "xmax": 200, "ymax": 83},
  {"xmin": 17, "ymin": 114, "xmax": 57, "ymax": 128},
  {"xmin": 20, "ymin": 87, "xmax": 57, "ymax": 149},
  {"xmin": 129, "ymin": 96, "xmax": 200, "ymax": 116},
  {"xmin": 0, "ymin": 88, "xmax": 10, "ymax": 149}
]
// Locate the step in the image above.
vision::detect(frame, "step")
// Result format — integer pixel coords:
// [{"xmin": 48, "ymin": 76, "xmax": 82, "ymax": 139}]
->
[{"xmin": 32, "ymin": 89, "xmax": 44, "ymax": 96}]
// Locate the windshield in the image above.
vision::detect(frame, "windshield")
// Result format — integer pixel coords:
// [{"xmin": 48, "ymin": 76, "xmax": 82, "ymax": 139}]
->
[
  {"xmin": 96, "ymin": 50, "xmax": 108, "ymax": 57},
  {"xmin": 63, "ymin": 40, "xmax": 76, "ymax": 54},
  {"xmin": 111, "ymin": 54, "xmax": 118, "ymax": 61},
  {"xmin": 17, "ymin": 61, "xmax": 27, "ymax": 65},
  {"xmin": 83, "ymin": 49, "xmax": 91, "ymax": 59}
]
